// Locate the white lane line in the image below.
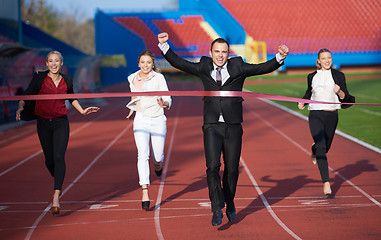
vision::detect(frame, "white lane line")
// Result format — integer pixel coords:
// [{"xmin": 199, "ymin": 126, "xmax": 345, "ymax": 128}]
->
[
  {"xmin": 24, "ymin": 122, "xmax": 132, "ymax": 240},
  {"xmin": 0, "ymin": 150, "xmax": 43, "ymax": 177},
  {"xmin": 267, "ymin": 195, "xmax": 362, "ymax": 200},
  {"xmin": 259, "ymin": 98, "xmax": 381, "ymax": 154},
  {"xmin": 88, "ymin": 204, "xmax": 119, "ymax": 210},
  {"xmin": 0, "ymin": 108, "xmax": 116, "ymax": 177},
  {"xmin": 358, "ymin": 108, "xmax": 381, "ymax": 116},
  {"xmin": 0, "ymin": 128, "xmax": 35, "ymax": 145},
  {"xmin": 249, "ymin": 100, "xmax": 381, "ymax": 207},
  {"xmin": 329, "ymin": 167, "xmax": 381, "ymax": 207},
  {"xmin": 0, "ymin": 108, "xmax": 76, "ymax": 145},
  {"xmin": 3, "ymin": 198, "xmax": 378, "ymax": 233},
  {"xmin": 241, "ymin": 157, "xmax": 302, "ymax": 240},
  {"xmin": 154, "ymin": 108, "xmax": 180, "ymax": 240},
  {"xmin": 2, "ymin": 213, "xmax": 212, "ymax": 232},
  {"xmin": 2, "ymin": 202, "xmax": 377, "ymax": 215},
  {"xmin": 0, "ymin": 195, "xmax": 365, "ymax": 205}
]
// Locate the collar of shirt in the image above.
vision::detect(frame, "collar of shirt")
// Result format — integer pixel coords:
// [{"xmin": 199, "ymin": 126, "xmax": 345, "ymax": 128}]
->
[
  {"xmin": 211, "ymin": 62, "xmax": 229, "ymax": 83},
  {"xmin": 317, "ymin": 69, "xmax": 332, "ymax": 74},
  {"xmin": 136, "ymin": 70, "xmax": 154, "ymax": 81}
]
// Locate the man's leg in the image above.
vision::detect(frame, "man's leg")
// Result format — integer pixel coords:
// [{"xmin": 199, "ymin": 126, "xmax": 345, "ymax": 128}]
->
[
  {"xmin": 203, "ymin": 123, "xmax": 225, "ymax": 225},
  {"xmin": 203, "ymin": 123, "xmax": 225, "ymax": 211},
  {"xmin": 222, "ymin": 123, "xmax": 242, "ymax": 222}
]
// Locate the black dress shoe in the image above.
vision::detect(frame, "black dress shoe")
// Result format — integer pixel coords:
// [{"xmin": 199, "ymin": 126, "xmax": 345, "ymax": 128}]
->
[
  {"xmin": 211, "ymin": 210, "xmax": 223, "ymax": 226},
  {"xmin": 226, "ymin": 202, "xmax": 236, "ymax": 222}
]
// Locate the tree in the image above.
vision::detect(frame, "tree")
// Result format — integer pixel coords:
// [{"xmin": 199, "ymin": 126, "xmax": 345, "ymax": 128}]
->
[{"xmin": 21, "ymin": 0, "xmax": 95, "ymax": 55}]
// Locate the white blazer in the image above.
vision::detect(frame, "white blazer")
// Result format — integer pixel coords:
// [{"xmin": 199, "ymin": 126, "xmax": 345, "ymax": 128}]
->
[{"xmin": 126, "ymin": 70, "xmax": 172, "ymax": 117}]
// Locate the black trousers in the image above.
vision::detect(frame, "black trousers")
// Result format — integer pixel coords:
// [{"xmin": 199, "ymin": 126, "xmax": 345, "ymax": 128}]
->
[
  {"xmin": 202, "ymin": 122, "xmax": 243, "ymax": 212},
  {"xmin": 308, "ymin": 110, "xmax": 338, "ymax": 183},
  {"xmin": 37, "ymin": 115, "xmax": 69, "ymax": 190}
]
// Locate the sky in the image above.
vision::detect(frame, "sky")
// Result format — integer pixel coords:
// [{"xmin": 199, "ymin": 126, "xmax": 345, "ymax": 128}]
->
[{"xmin": 42, "ymin": 0, "xmax": 178, "ymax": 20}]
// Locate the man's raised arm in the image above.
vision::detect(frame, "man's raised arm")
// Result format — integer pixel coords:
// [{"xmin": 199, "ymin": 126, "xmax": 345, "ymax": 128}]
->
[
  {"xmin": 158, "ymin": 32, "xmax": 170, "ymax": 55},
  {"xmin": 157, "ymin": 32, "xmax": 200, "ymax": 75}
]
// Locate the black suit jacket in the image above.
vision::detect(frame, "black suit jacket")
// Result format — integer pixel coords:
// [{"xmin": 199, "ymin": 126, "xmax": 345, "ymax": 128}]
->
[
  {"xmin": 20, "ymin": 70, "xmax": 75, "ymax": 120},
  {"xmin": 163, "ymin": 48, "xmax": 283, "ymax": 124}
]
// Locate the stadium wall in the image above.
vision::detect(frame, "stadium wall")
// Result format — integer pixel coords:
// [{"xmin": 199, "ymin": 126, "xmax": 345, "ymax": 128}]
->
[
  {"xmin": 95, "ymin": 0, "xmax": 381, "ymax": 78},
  {"xmin": 95, "ymin": 10, "xmax": 146, "ymax": 86},
  {"xmin": 179, "ymin": 0, "xmax": 245, "ymax": 45}
]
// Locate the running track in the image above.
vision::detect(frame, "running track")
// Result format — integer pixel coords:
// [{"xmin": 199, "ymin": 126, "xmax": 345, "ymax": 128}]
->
[{"xmin": 0, "ymin": 81, "xmax": 380, "ymax": 240}]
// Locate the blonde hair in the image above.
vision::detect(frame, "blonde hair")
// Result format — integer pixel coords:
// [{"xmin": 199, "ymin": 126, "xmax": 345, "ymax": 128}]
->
[
  {"xmin": 46, "ymin": 51, "xmax": 64, "ymax": 62},
  {"xmin": 316, "ymin": 48, "xmax": 331, "ymax": 70}
]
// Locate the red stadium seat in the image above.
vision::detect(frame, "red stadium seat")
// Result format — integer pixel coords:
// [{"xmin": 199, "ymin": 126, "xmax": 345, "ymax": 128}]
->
[
  {"xmin": 219, "ymin": 0, "xmax": 381, "ymax": 53},
  {"xmin": 114, "ymin": 16, "xmax": 162, "ymax": 55},
  {"xmin": 154, "ymin": 16, "xmax": 213, "ymax": 56},
  {"xmin": 114, "ymin": 15, "xmax": 214, "ymax": 57}
]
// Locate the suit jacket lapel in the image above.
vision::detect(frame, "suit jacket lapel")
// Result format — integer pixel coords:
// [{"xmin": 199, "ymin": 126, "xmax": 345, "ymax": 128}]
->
[
  {"xmin": 204, "ymin": 58, "xmax": 220, "ymax": 87},
  {"xmin": 223, "ymin": 58, "xmax": 235, "ymax": 86},
  {"xmin": 203, "ymin": 58, "xmax": 236, "ymax": 87}
]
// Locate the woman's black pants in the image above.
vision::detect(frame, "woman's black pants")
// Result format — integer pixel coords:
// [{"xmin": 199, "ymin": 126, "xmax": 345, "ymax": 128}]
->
[
  {"xmin": 37, "ymin": 115, "xmax": 69, "ymax": 191},
  {"xmin": 308, "ymin": 110, "xmax": 338, "ymax": 183}
]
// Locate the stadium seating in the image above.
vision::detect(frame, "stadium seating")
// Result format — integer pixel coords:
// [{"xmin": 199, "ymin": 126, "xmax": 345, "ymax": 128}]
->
[
  {"xmin": 114, "ymin": 15, "xmax": 214, "ymax": 57},
  {"xmin": 7, "ymin": 52, "xmax": 46, "ymax": 90},
  {"xmin": 219, "ymin": 0, "xmax": 381, "ymax": 54},
  {"xmin": 154, "ymin": 16, "xmax": 212, "ymax": 56},
  {"xmin": 114, "ymin": 16, "xmax": 161, "ymax": 55}
]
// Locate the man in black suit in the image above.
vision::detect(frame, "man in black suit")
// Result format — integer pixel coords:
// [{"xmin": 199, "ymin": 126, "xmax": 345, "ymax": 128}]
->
[{"xmin": 158, "ymin": 32, "xmax": 289, "ymax": 226}]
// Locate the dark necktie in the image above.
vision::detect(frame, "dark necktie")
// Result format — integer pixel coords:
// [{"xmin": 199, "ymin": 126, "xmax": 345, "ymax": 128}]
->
[
  {"xmin": 216, "ymin": 67, "xmax": 222, "ymax": 87},
  {"xmin": 216, "ymin": 67, "xmax": 223, "ymax": 120}
]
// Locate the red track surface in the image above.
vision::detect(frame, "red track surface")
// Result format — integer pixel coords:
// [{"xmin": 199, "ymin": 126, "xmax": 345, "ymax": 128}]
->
[{"xmin": 0, "ymin": 82, "xmax": 380, "ymax": 240}]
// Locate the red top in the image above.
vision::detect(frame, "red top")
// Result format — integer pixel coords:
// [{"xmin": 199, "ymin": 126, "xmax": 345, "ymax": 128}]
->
[{"xmin": 35, "ymin": 75, "xmax": 68, "ymax": 118}]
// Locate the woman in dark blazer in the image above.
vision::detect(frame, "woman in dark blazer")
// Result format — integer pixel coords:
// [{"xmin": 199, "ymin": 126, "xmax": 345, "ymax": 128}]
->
[
  {"xmin": 298, "ymin": 48, "xmax": 354, "ymax": 196},
  {"xmin": 16, "ymin": 51, "xmax": 99, "ymax": 215}
]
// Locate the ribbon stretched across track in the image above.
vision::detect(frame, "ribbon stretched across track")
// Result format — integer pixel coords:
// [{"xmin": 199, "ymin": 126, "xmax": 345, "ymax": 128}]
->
[{"xmin": 0, "ymin": 91, "xmax": 380, "ymax": 106}]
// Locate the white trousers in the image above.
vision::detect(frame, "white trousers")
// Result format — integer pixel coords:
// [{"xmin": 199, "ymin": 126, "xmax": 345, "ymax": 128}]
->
[{"xmin": 133, "ymin": 112, "xmax": 167, "ymax": 186}]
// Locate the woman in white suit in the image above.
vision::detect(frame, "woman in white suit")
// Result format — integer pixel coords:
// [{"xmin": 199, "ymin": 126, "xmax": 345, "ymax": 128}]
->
[{"xmin": 126, "ymin": 50, "xmax": 172, "ymax": 210}]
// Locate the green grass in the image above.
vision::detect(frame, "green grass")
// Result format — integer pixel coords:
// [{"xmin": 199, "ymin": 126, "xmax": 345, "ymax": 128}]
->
[
  {"xmin": 244, "ymin": 77, "xmax": 381, "ymax": 149},
  {"xmin": 246, "ymin": 71, "xmax": 381, "ymax": 80}
]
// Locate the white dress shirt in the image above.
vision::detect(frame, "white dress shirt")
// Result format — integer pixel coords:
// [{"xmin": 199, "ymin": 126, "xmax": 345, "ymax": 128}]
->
[
  {"xmin": 127, "ymin": 70, "xmax": 172, "ymax": 117},
  {"xmin": 308, "ymin": 69, "xmax": 341, "ymax": 110}
]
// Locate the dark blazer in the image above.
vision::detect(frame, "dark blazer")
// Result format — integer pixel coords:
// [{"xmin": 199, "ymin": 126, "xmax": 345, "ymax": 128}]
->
[
  {"xmin": 163, "ymin": 48, "xmax": 283, "ymax": 123},
  {"xmin": 302, "ymin": 68, "xmax": 355, "ymax": 108},
  {"xmin": 20, "ymin": 70, "xmax": 75, "ymax": 120}
]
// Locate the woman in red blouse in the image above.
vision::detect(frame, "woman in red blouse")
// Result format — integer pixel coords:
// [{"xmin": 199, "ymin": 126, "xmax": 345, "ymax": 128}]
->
[{"xmin": 16, "ymin": 51, "xmax": 99, "ymax": 215}]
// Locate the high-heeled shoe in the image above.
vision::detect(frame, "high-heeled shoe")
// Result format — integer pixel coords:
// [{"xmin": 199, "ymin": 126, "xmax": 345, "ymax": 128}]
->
[
  {"xmin": 142, "ymin": 188, "xmax": 150, "ymax": 210},
  {"xmin": 154, "ymin": 163, "xmax": 162, "ymax": 177},
  {"xmin": 323, "ymin": 182, "xmax": 332, "ymax": 195},
  {"xmin": 311, "ymin": 152, "xmax": 317, "ymax": 165},
  {"xmin": 51, "ymin": 190, "xmax": 61, "ymax": 215},
  {"xmin": 51, "ymin": 205, "xmax": 60, "ymax": 215},
  {"xmin": 310, "ymin": 144, "xmax": 317, "ymax": 165}
]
